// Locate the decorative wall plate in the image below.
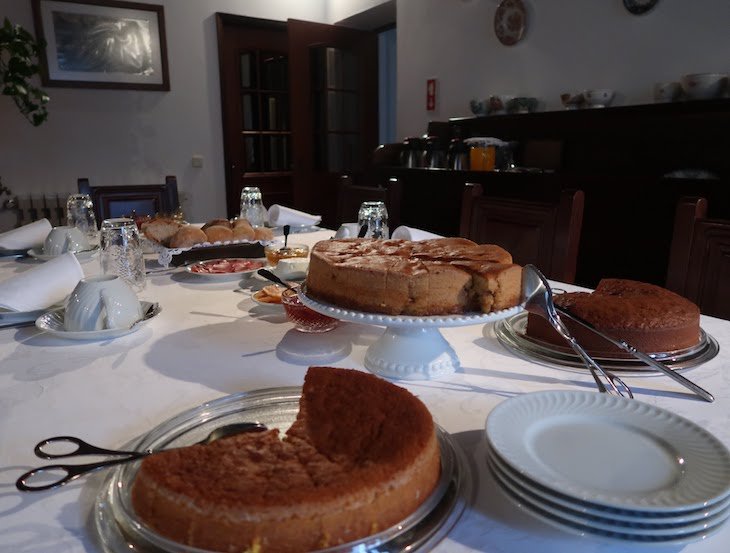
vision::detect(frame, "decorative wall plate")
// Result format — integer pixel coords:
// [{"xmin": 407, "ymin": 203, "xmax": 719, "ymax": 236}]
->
[
  {"xmin": 494, "ymin": 0, "xmax": 527, "ymax": 46},
  {"xmin": 623, "ymin": 0, "xmax": 659, "ymax": 15}
]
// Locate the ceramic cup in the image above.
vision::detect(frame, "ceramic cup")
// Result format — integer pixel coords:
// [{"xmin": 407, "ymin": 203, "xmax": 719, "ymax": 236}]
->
[
  {"xmin": 64, "ymin": 275, "xmax": 142, "ymax": 332},
  {"xmin": 654, "ymin": 81, "xmax": 682, "ymax": 103},
  {"xmin": 334, "ymin": 223, "xmax": 361, "ymax": 239},
  {"xmin": 44, "ymin": 226, "xmax": 90, "ymax": 256}
]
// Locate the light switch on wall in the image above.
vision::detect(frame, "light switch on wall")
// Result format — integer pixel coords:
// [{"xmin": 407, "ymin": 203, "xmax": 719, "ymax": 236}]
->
[{"xmin": 191, "ymin": 155, "xmax": 204, "ymax": 168}]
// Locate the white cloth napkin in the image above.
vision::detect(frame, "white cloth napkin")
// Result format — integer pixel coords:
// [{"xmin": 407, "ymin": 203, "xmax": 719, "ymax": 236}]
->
[
  {"xmin": 334, "ymin": 223, "xmax": 361, "ymax": 239},
  {"xmin": 0, "ymin": 218, "xmax": 52, "ymax": 250},
  {"xmin": 0, "ymin": 252, "xmax": 84, "ymax": 312},
  {"xmin": 391, "ymin": 226, "xmax": 444, "ymax": 241},
  {"xmin": 268, "ymin": 205, "xmax": 321, "ymax": 227}
]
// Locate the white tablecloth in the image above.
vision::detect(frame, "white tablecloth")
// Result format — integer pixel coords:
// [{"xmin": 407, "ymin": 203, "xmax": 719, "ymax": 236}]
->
[{"xmin": 1, "ymin": 229, "xmax": 729, "ymax": 553}]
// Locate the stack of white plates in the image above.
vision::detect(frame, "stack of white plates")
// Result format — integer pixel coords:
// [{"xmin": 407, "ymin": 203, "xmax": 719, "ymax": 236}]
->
[{"xmin": 485, "ymin": 390, "xmax": 730, "ymax": 544}]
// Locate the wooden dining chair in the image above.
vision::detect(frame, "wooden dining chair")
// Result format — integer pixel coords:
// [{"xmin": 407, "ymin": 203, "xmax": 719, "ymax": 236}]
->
[
  {"xmin": 460, "ymin": 183, "xmax": 584, "ymax": 283},
  {"xmin": 336, "ymin": 174, "xmax": 402, "ymax": 229},
  {"xmin": 666, "ymin": 196, "xmax": 730, "ymax": 320},
  {"xmin": 78, "ymin": 176, "xmax": 180, "ymax": 224}
]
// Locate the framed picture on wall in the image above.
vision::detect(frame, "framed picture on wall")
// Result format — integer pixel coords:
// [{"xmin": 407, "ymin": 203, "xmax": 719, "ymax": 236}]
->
[{"xmin": 31, "ymin": 0, "xmax": 170, "ymax": 90}]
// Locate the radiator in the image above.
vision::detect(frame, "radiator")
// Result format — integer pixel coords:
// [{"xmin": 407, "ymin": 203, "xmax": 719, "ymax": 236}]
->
[{"xmin": 1, "ymin": 194, "xmax": 69, "ymax": 228}]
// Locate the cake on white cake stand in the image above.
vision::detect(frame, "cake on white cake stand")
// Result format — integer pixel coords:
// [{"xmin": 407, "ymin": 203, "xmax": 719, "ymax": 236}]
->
[{"xmin": 299, "ymin": 289, "xmax": 523, "ymax": 380}]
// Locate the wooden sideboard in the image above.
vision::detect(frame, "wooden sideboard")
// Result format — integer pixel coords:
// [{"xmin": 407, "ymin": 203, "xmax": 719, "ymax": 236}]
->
[{"xmin": 356, "ymin": 99, "xmax": 730, "ymax": 290}]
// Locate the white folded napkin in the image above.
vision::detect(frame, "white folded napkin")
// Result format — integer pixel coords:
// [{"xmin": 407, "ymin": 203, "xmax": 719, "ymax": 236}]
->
[
  {"xmin": 391, "ymin": 226, "xmax": 444, "ymax": 241},
  {"xmin": 0, "ymin": 252, "xmax": 84, "ymax": 312},
  {"xmin": 268, "ymin": 205, "xmax": 321, "ymax": 227},
  {"xmin": 334, "ymin": 223, "xmax": 361, "ymax": 239},
  {"xmin": 0, "ymin": 218, "xmax": 52, "ymax": 250}
]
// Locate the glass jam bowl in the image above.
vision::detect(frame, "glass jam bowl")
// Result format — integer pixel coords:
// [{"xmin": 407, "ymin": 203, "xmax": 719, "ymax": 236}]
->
[
  {"xmin": 264, "ymin": 241, "xmax": 309, "ymax": 267},
  {"xmin": 281, "ymin": 288, "xmax": 338, "ymax": 333}
]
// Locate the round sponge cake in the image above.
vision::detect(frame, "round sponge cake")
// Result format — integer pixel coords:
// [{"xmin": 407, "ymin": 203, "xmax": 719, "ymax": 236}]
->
[
  {"xmin": 526, "ymin": 279, "xmax": 701, "ymax": 355},
  {"xmin": 131, "ymin": 367, "xmax": 441, "ymax": 552}
]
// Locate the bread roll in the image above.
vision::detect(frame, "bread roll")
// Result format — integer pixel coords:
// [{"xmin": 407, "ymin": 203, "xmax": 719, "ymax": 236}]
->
[
  {"xmin": 143, "ymin": 218, "xmax": 182, "ymax": 246},
  {"xmin": 201, "ymin": 218, "xmax": 231, "ymax": 231},
  {"xmin": 204, "ymin": 225, "xmax": 234, "ymax": 243},
  {"xmin": 253, "ymin": 226, "xmax": 274, "ymax": 241},
  {"xmin": 232, "ymin": 224, "xmax": 255, "ymax": 241},
  {"xmin": 169, "ymin": 226, "xmax": 207, "ymax": 248}
]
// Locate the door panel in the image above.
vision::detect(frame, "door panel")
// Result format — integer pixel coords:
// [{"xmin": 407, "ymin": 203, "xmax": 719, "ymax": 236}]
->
[
  {"xmin": 217, "ymin": 14, "xmax": 378, "ymax": 225},
  {"xmin": 288, "ymin": 19, "xmax": 378, "ymax": 227},
  {"xmin": 217, "ymin": 15, "xmax": 292, "ymax": 218}
]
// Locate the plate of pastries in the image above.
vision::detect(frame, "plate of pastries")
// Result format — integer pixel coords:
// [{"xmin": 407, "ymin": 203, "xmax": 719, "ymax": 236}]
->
[{"xmin": 141, "ymin": 217, "xmax": 275, "ymax": 249}]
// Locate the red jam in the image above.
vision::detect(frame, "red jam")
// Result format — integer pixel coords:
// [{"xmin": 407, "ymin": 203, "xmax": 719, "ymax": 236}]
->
[{"xmin": 281, "ymin": 288, "xmax": 338, "ymax": 333}]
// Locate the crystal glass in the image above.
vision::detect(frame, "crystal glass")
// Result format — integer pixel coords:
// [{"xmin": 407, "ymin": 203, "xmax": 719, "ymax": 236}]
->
[
  {"xmin": 66, "ymin": 193, "xmax": 99, "ymax": 246},
  {"xmin": 239, "ymin": 186, "xmax": 268, "ymax": 228},
  {"xmin": 281, "ymin": 288, "xmax": 338, "ymax": 333},
  {"xmin": 100, "ymin": 218, "xmax": 146, "ymax": 292},
  {"xmin": 358, "ymin": 201, "xmax": 389, "ymax": 239}
]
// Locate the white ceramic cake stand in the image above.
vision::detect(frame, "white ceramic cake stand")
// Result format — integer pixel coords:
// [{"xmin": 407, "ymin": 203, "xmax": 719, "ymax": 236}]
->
[{"xmin": 298, "ymin": 290, "xmax": 523, "ymax": 380}]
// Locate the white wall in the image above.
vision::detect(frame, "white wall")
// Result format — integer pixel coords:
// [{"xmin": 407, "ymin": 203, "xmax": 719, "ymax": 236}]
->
[
  {"xmin": 396, "ymin": 0, "xmax": 730, "ymax": 138},
  {"xmin": 0, "ymin": 0, "xmax": 328, "ymax": 222},
  {"xmin": 3, "ymin": 0, "xmax": 728, "ymax": 221}
]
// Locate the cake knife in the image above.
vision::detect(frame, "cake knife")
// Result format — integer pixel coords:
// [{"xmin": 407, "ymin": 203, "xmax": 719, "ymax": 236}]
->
[{"xmin": 554, "ymin": 306, "xmax": 714, "ymax": 403}]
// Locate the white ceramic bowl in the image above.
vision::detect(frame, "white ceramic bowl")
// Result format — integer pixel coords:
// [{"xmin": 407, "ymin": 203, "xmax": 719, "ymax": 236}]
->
[
  {"xmin": 584, "ymin": 89, "xmax": 614, "ymax": 108},
  {"xmin": 680, "ymin": 73, "xmax": 728, "ymax": 100},
  {"xmin": 44, "ymin": 226, "xmax": 90, "ymax": 256},
  {"xmin": 64, "ymin": 275, "xmax": 142, "ymax": 331}
]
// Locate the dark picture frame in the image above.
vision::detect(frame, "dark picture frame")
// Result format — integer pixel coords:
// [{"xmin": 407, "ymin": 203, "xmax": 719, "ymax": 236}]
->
[{"xmin": 31, "ymin": 0, "xmax": 170, "ymax": 90}]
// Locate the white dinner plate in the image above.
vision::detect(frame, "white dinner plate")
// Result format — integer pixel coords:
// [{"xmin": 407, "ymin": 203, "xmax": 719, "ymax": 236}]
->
[
  {"xmin": 27, "ymin": 246, "xmax": 99, "ymax": 262},
  {"xmin": 485, "ymin": 390, "xmax": 730, "ymax": 513},
  {"xmin": 488, "ymin": 454, "xmax": 730, "ymax": 539},
  {"xmin": 489, "ymin": 455, "xmax": 729, "ymax": 545},
  {"xmin": 35, "ymin": 301, "xmax": 161, "ymax": 340},
  {"xmin": 185, "ymin": 258, "xmax": 265, "ymax": 281},
  {"xmin": 487, "ymin": 445, "xmax": 730, "ymax": 524}
]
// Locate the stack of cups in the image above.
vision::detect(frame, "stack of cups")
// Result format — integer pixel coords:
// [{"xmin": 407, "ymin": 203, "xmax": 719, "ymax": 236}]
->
[
  {"xmin": 66, "ymin": 193, "xmax": 99, "ymax": 247},
  {"xmin": 100, "ymin": 218, "xmax": 146, "ymax": 292},
  {"xmin": 358, "ymin": 201, "xmax": 389, "ymax": 239},
  {"xmin": 240, "ymin": 186, "xmax": 268, "ymax": 227}
]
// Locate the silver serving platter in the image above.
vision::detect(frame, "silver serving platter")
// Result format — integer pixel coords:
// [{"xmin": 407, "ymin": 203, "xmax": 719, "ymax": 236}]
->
[
  {"xmin": 494, "ymin": 312, "xmax": 719, "ymax": 373},
  {"xmin": 94, "ymin": 387, "xmax": 470, "ymax": 553}
]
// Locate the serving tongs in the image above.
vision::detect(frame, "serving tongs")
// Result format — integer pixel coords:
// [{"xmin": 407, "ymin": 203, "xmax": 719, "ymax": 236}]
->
[
  {"xmin": 522, "ymin": 265, "xmax": 714, "ymax": 403},
  {"xmin": 522, "ymin": 265, "xmax": 633, "ymax": 398},
  {"xmin": 553, "ymin": 303, "xmax": 714, "ymax": 403}
]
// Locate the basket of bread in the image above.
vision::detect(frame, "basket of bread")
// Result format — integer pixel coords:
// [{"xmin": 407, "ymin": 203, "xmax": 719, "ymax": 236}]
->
[{"xmin": 142, "ymin": 216, "xmax": 275, "ymax": 268}]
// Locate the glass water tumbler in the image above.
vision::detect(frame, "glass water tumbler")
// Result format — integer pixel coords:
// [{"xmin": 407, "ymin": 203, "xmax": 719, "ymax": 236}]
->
[
  {"xmin": 358, "ymin": 201, "xmax": 389, "ymax": 239},
  {"xmin": 239, "ymin": 186, "xmax": 268, "ymax": 227},
  {"xmin": 66, "ymin": 193, "xmax": 98, "ymax": 246},
  {"xmin": 100, "ymin": 218, "xmax": 146, "ymax": 292}
]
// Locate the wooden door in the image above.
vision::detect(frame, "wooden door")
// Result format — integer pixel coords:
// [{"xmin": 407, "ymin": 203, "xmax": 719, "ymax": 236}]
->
[
  {"xmin": 217, "ymin": 15, "xmax": 379, "ymax": 224},
  {"xmin": 288, "ymin": 19, "xmax": 378, "ymax": 228},
  {"xmin": 217, "ymin": 14, "xmax": 293, "ymax": 218}
]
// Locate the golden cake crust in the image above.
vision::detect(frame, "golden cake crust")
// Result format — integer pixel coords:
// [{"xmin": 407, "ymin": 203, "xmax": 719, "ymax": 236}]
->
[
  {"xmin": 131, "ymin": 367, "xmax": 441, "ymax": 552},
  {"xmin": 526, "ymin": 279, "xmax": 701, "ymax": 354},
  {"xmin": 305, "ymin": 238, "xmax": 521, "ymax": 316}
]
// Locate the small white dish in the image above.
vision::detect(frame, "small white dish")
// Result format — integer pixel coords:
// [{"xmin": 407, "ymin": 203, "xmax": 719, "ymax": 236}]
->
[
  {"xmin": 27, "ymin": 246, "xmax": 99, "ymax": 262},
  {"xmin": 254, "ymin": 265, "xmax": 307, "ymax": 283},
  {"xmin": 185, "ymin": 258, "xmax": 265, "ymax": 281},
  {"xmin": 250, "ymin": 289, "xmax": 285, "ymax": 311},
  {"xmin": 35, "ymin": 301, "xmax": 160, "ymax": 340}
]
